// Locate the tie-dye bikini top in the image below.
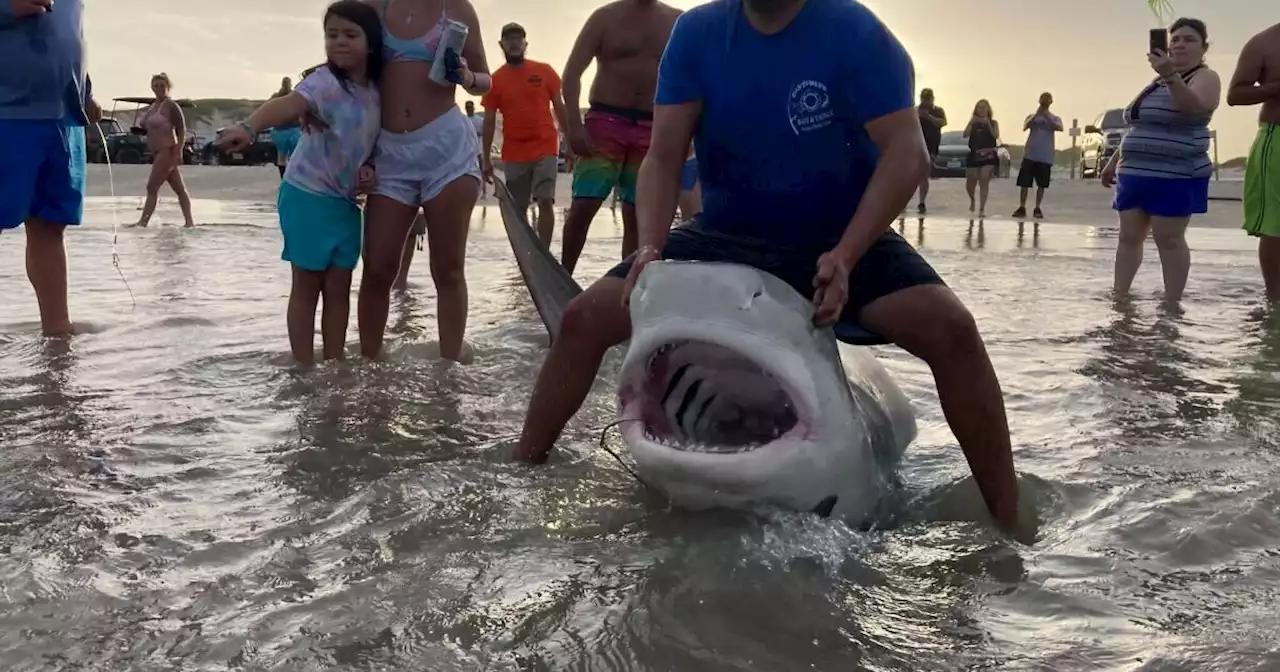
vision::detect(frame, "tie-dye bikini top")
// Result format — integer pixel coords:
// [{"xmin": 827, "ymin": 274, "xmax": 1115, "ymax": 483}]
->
[{"xmin": 382, "ymin": 0, "xmax": 448, "ymax": 63}]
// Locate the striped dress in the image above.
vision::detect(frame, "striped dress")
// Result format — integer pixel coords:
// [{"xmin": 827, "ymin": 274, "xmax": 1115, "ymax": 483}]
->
[{"xmin": 1117, "ymin": 66, "xmax": 1214, "ymax": 179}]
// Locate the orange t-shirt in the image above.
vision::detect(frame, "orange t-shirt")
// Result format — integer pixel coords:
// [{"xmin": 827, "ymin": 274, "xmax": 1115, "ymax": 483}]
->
[{"xmin": 481, "ymin": 60, "xmax": 561, "ymax": 164}]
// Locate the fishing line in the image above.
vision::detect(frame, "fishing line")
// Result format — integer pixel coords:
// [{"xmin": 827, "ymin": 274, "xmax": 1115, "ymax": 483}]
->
[
  {"xmin": 488, "ymin": 418, "xmax": 652, "ymax": 488},
  {"xmin": 93, "ymin": 121, "xmax": 136, "ymax": 308}
]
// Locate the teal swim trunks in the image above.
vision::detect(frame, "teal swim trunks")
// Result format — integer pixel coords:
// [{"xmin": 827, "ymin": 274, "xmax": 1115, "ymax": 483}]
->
[{"xmin": 277, "ymin": 181, "xmax": 362, "ymax": 271}]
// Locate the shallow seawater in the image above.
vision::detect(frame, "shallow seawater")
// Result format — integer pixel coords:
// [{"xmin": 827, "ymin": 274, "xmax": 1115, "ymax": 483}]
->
[{"xmin": 1, "ymin": 197, "xmax": 1279, "ymax": 671}]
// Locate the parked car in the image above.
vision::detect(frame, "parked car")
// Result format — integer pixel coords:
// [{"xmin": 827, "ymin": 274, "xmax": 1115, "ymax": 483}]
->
[
  {"xmin": 201, "ymin": 128, "xmax": 277, "ymax": 166},
  {"xmin": 1079, "ymin": 108, "xmax": 1127, "ymax": 178},
  {"xmin": 931, "ymin": 130, "xmax": 1011, "ymax": 179}
]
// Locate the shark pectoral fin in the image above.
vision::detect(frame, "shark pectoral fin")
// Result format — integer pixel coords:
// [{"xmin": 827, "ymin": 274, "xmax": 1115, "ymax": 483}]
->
[{"xmin": 812, "ymin": 495, "xmax": 838, "ymax": 518}]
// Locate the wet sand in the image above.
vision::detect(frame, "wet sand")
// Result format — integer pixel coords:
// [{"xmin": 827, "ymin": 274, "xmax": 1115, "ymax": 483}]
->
[{"xmin": 85, "ymin": 164, "xmax": 1249, "ymax": 231}]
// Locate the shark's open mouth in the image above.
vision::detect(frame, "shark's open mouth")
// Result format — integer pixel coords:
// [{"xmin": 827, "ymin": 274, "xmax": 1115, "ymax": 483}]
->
[{"xmin": 634, "ymin": 340, "xmax": 802, "ymax": 452}]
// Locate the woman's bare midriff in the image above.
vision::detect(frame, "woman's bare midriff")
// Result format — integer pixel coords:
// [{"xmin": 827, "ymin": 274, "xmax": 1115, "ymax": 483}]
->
[
  {"xmin": 381, "ymin": 63, "xmax": 458, "ymax": 133},
  {"xmin": 147, "ymin": 134, "xmax": 177, "ymax": 153}
]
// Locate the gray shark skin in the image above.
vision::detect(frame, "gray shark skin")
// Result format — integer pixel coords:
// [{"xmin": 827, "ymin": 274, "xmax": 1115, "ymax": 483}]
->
[{"xmin": 617, "ymin": 261, "xmax": 918, "ymax": 524}]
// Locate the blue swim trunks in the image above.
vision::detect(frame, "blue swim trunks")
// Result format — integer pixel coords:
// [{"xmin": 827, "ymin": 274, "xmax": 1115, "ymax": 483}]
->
[
  {"xmin": 680, "ymin": 157, "xmax": 698, "ymax": 191},
  {"xmin": 277, "ymin": 181, "xmax": 363, "ymax": 271},
  {"xmin": 0, "ymin": 119, "xmax": 87, "ymax": 230},
  {"xmin": 1113, "ymin": 174, "xmax": 1209, "ymax": 218}
]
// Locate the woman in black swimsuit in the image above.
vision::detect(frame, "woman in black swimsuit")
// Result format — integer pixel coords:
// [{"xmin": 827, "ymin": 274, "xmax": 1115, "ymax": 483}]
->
[{"xmin": 964, "ymin": 98, "xmax": 1001, "ymax": 218}]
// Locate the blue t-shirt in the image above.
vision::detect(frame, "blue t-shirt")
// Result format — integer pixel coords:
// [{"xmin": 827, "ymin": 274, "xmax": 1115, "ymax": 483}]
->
[
  {"xmin": 0, "ymin": 0, "xmax": 88, "ymax": 124},
  {"xmin": 657, "ymin": 0, "xmax": 914, "ymax": 246}
]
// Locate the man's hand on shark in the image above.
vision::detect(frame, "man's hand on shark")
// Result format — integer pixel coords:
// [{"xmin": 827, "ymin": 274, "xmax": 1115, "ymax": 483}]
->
[
  {"xmin": 812, "ymin": 250, "xmax": 852, "ymax": 326},
  {"xmin": 621, "ymin": 246, "xmax": 662, "ymax": 307}
]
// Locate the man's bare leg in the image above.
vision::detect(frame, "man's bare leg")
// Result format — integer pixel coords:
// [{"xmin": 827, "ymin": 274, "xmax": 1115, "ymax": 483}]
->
[
  {"xmin": 561, "ymin": 198, "xmax": 606, "ymax": 273},
  {"xmin": 858, "ymin": 284, "xmax": 1019, "ymax": 532},
  {"xmin": 536, "ymin": 198, "xmax": 555, "ymax": 248},
  {"xmin": 1262, "ymin": 235, "xmax": 1280, "ymax": 304},
  {"xmin": 516, "ymin": 276, "xmax": 632, "ymax": 462},
  {"xmin": 25, "ymin": 219, "xmax": 73, "ymax": 336}
]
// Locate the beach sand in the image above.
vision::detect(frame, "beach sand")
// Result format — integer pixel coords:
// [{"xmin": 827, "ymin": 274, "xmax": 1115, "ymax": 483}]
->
[{"xmin": 85, "ymin": 164, "xmax": 1249, "ymax": 231}]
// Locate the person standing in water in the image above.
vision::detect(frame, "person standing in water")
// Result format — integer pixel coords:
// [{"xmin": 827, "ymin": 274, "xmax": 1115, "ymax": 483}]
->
[
  {"xmin": 514, "ymin": 0, "xmax": 1023, "ymax": 537},
  {"xmin": 559, "ymin": 0, "xmax": 683, "ymax": 273},
  {"xmin": 218, "ymin": 1, "xmax": 382, "ymax": 363},
  {"xmin": 1013, "ymin": 92, "xmax": 1062, "ymax": 220},
  {"xmin": 1228, "ymin": 22, "xmax": 1280, "ymax": 304},
  {"xmin": 134, "ymin": 73, "xmax": 196, "ymax": 228},
  {"xmin": 0, "ymin": 0, "xmax": 100, "ymax": 336},
  {"xmin": 465, "ymin": 100, "xmax": 486, "ymax": 197},
  {"xmin": 270, "ymin": 76, "xmax": 304, "ymax": 179},
  {"xmin": 963, "ymin": 99, "xmax": 1000, "ymax": 218},
  {"xmin": 480, "ymin": 23, "xmax": 569, "ymax": 248},
  {"xmin": 353, "ymin": 0, "xmax": 491, "ymax": 362},
  {"xmin": 915, "ymin": 88, "xmax": 946, "ymax": 215}
]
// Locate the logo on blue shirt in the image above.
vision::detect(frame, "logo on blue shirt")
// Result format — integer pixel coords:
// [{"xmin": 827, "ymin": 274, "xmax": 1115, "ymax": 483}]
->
[{"xmin": 787, "ymin": 80, "xmax": 833, "ymax": 135}]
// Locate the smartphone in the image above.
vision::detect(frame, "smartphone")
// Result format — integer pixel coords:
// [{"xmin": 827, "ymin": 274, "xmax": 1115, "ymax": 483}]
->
[{"xmin": 1149, "ymin": 28, "xmax": 1168, "ymax": 54}]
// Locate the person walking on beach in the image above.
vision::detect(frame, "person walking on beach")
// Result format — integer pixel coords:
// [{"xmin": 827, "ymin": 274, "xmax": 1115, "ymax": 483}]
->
[
  {"xmin": 353, "ymin": 0, "xmax": 492, "ymax": 363},
  {"xmin": 465, "ymin": 100, "xmax": 486, "ymax": 197},
  {"xmin": 1102, "ymin": 18, "xmax": 1220, "ymax": 305},
  {"xmin": 0, "ymin": 0, "xmax": 100, "ymax": 336},
  {"xmin": 480, "ymin": 23, "xmax": 568, "ymax": 247},
  {"xmin": 963, "ymin": 99, "xmax": 1000, "ymax": 218},
  {"xmin": 1227, "ymin": 22, "xmax": 1280, "ymax": 304},
  {"xmin": 134, "ymin": 74, "xmax": 196, "ymax": 228},
  {"xmin": 1013, "ymin": 92, "xmax": 1062, "ymax": 220},
  {"xmin": 217, "ymin": 1, "xmax": 382, "ymax": 364},
  {"xmin": 514, "ymin": 0, "xmax": 1023, "ymax": 537},
  {"xmin": 915, "ymin": 88, "xmax": 946, "ymax": 214},
  {"xmin": 270, "ymin": 76, "xmax": 304, "ymax": 179},
  {"xmin": 559, "ymin": 0, "xmax": 683, "ymax": 273}
]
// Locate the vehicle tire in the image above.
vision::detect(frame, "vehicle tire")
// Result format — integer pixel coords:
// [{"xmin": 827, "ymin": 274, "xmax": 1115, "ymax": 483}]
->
[{"xmin": 117, "ymin": 147, "xmax": 143, "ymax": 164}]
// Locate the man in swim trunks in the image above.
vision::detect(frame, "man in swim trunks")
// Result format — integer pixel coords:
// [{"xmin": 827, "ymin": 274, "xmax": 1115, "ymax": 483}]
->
[
  {"xmin": 481, "ymin": 23, "xmax": 568, "ymax": 247},
  {"xmin": 560, "ymin": 0, "xmax": 683, "ymax": 273},
  {"xmin": 1228, "ymin": 22, "xmax": 1280, "ymax": 304},
  {"xmin": 515, "ymin": 0, "xmax": 1023, "ymax": 537},
  {"xmin": 1, "ymin": 0, "xmax": 98, "ymax": 336}
]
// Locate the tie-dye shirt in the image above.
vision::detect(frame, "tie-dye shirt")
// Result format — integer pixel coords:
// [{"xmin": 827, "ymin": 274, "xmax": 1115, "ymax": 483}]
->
[{"xmin": 283, "ymin": 67, "xmax": 381, "ymax": 201}]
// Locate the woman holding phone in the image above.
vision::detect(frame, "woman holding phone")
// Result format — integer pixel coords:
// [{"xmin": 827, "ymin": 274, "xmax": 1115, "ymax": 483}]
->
[
  {"xmin": 963, "ymin": 99, "xmax": 1000, "ymax": 218},
  {"xmin": 1102, "ymin": 17, "xmax": 1221, "ymax": 305}
]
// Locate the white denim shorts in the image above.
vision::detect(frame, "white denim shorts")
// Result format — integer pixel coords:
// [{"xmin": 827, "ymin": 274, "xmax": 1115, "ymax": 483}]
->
[{"xmin": 373, "ymin": 106, "xmax": 481, "ymax": 206}]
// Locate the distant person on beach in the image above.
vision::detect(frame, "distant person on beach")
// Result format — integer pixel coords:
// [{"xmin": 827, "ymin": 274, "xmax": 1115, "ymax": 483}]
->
[
  {"xmin": 559, "ymin": 0, "xmax": 683, "ymax": 273},
  {"xmin": 134, "ymin": 73, "xmax": 196, "ymax": 228},
  {"xmin": 216, "ymin": 1, "xmax": 382, "ymax": 363},
  {"xmin": 1227, "ymin": 22, "xmax": 1280, "ymax": 304},
  {"xmin": 1102, "ymin": 18, "xmax": 1220, "ymax": 305},
  {"xmin": 514, "ymin": 0, "xmax": 1023, "ymax": 537},
  {"xmin": 1013, "ymin": 92, "xmax": 1062, "ymax": 220},
  {"xmin": 327, "ymin": 0, "xmax": 490, "ymax": 363},
  {"xmin": 480, "ymin": 23, "xmax": 568, "ymax": 247},
  {"xmin": 0, "ymin": 0, "xmax": 98, "ymax": 336},
  {"xmin": 465, "ymin": 100, "xmax": 485, "ymax": 197},
  {"xmin": 393, "ymin": 212, "xmax": 426, "ymax": 291},
  {"xmin": 963, "ymin": 99, "xmax": 1000, "ymax": 218},
  {"xmin": 270, "ymin": 76, "xmax": 303, "ymax": 179},
  {"xmin": 915, "ymin": 88, "xmax": 946, "ymax": 214}
]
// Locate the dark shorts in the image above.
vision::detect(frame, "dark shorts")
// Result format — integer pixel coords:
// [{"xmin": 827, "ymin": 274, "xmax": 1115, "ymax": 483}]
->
[
  {"xmin": 1113, "ymin": 173, "xmax": 1209, "ymax": 218},
  {"xmin": 967, "ymin": 150, "xmax": 1000, "ymax": 169},
  {"xmin": 605, "ymin": 220, "xmax": 946, "ymax": 345},
  {"xmin": 1016, "ymin": 159, "xmax": 1052, "ymax": 189}
]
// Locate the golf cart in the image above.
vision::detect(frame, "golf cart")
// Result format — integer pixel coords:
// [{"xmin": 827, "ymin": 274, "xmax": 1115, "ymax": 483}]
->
[{"xmin": 85, "ymin": 97, "xmax": 200, "ymax": 165}]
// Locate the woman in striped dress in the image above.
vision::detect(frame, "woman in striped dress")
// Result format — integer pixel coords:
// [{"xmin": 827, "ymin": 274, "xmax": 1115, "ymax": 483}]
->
[{"xmin": 1101, "ymin": 17, "xmax": 1221, "ymax": 304}]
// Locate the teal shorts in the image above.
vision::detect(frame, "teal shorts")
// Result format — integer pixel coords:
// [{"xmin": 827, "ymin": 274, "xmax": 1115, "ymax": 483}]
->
[{"xmin": 277, "ymin": 181, "xmax": 363, "ymax": 271}]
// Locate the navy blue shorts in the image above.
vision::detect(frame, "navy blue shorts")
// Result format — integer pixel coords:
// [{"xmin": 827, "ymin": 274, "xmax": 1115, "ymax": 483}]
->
[
  {"xmin": 680, "ymin": 157, "xmax": 698, "ymax": 191},
  {"xmin": 1113, "ymin": 173, "xmax": 1209, "ymax": 218},
  {"xmin": 605, "ymin": 220, "xmax": 946, "ymax": 345},
  {"xmin": 0, "ymin": 119, "xmax": 87, "ymax": 230}
]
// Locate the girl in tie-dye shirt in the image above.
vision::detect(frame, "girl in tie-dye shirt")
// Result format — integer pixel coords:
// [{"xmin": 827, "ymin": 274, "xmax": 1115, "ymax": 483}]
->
[{"xmin": 214, "ymin": 1, "xmax": 384, "ymax": 363}]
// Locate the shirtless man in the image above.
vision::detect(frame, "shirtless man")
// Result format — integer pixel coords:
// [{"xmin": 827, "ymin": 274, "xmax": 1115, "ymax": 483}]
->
[
  {"xmin": 559, "ymin": 0, "xmax": 682, "ymax": 274},
  {"xmin": 1228, "ymin": 22, "xmax": 1280, "ymax": 304}
]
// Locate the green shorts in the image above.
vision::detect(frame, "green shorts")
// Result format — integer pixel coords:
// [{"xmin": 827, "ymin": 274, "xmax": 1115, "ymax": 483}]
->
[{"xmin": 1244, "ymin": 123, "xmax": 1280, "ymax": 238}]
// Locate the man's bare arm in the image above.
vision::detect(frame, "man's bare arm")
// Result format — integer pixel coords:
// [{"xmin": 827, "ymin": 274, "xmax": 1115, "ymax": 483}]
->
[
  {"xmin": 562, "ymin": 10, "xmax": 605, "ymax": 130},
  {"xmin": 832, "ymin": 108, "xmax": 929, "ymax": 266},
  {"xmin": 635, "ymin": 101, "xmax": 701, "ymax": 253},
  {"xmin": 1228, "ymin": 38, "xmax": 1280, "ymax": 106},
  {"xmin": 551, "ymin": 91, "xmax": 569, "ymax": 136}
]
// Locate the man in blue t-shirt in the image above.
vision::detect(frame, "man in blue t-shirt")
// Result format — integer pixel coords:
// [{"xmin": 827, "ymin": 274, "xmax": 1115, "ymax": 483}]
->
[
  {"xmin": 1, "ymin": 0, "xmax": 98, "ymax": 336},
  {"xmin": 515, "ymin": 0, "xmax": 1020, "ymax": 534}
]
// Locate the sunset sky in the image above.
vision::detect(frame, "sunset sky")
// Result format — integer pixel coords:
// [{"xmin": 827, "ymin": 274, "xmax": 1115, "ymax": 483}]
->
[{"xmin": 84, "ymin": 0, "xmax": 1276, "ymax": 158}]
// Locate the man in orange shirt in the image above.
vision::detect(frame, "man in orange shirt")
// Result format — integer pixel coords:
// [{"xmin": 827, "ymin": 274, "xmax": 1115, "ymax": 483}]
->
[{"xmin": 481, "ymin": 23, "xmax": 569, "ymax": 247}]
